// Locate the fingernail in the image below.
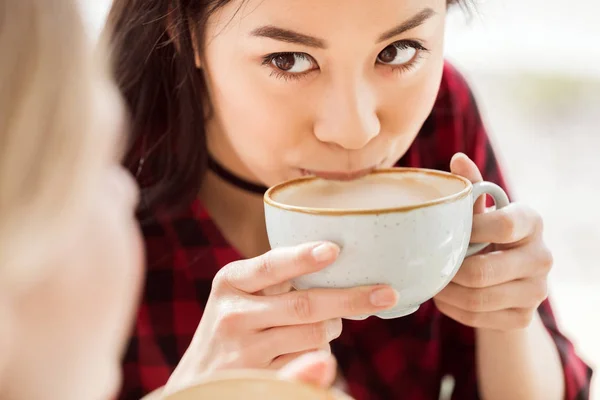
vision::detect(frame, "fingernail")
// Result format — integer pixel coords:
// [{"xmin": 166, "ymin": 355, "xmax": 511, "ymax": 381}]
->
[
  {"xmin": 326, "ymin": 319, "xmax": 342, "ymax": 340},
  {"xmin": 370, "ymin": 287, "xmax": 398, "ymax": 307},
  {"xmin": 311, "ymin": 243, "xmax": 339, "ymax": 263}
]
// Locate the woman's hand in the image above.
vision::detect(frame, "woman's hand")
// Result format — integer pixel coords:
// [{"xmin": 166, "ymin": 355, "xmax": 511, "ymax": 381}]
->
[
  {"xmin": 434, "ymin": 153, "xmax": 553, "ymax": 331},
  {"xmin": 162, "ymin": 242, "xmax": 398, "ymax": 395}
]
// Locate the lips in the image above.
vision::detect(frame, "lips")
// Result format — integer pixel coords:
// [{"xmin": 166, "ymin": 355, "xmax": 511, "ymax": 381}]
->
[{"xmin": 300, "ymin": 166, "xmax": 377, "ymax": 181}]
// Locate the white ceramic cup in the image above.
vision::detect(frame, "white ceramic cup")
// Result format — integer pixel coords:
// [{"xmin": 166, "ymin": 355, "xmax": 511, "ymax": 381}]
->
[{"xmin": 264, "ymin": 168, "xmax": 510, "ymax": 320}]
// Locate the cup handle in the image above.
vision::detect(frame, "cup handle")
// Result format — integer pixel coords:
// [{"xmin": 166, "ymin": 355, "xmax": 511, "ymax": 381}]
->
[{"xmin": 465, "ymin": 182, "xmax": 511, "ymax": 257}]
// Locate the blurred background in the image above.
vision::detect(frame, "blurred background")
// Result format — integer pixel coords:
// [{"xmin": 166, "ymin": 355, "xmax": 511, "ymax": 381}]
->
[
  {"xmin": 444, "ymin": 2, "xmax": 599, "ymax": 398},
  {"xmin": 80, "ymin": 0, "xmax": 598, "ymax": 397}
]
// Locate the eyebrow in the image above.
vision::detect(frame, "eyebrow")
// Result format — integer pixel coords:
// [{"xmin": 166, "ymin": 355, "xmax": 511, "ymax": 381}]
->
[
  {"xmin": 377, "ymin": 8, "xmax": 436, "ymax": 43},
  {"xmin": 249, "ymin": 7, "xmax": 436, "ymax": 49},
  {"xmin": 250, "ymin": 25, "xmax": 326, "ymax": 49}
]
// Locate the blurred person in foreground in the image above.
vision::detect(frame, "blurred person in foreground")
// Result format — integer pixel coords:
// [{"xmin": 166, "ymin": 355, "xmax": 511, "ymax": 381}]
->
[{"xmin": 0, "ymin": 0, "xmax": 337, "ymax": 399}]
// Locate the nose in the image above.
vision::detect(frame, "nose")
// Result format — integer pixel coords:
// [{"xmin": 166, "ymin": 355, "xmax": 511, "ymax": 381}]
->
[{"xmin": 313, "ymin": 76, "xmax": 380, "ymax": 150}]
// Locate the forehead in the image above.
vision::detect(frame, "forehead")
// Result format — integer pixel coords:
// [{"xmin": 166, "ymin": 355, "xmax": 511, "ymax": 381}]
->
[{"xmin": 206, "ymin": 0, "xmax": 446, "ymax": 41}]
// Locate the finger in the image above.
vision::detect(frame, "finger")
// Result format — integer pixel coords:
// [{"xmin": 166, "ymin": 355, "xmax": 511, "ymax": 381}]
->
[
  {"xmin": 270, "ymin": 349, "xmax": 326, "ymax": 370},
  {"xmin": 260, "ymin": 285, "xmax": 398, "ymax": 326},
  {"xmin": 217, "ymin": 242, "xmax": 339, "ymax": 294},
  {"xmin": 451, "ymin": 153, "xmax": 485, "ymax": 214},
  {"xmin": 434, "ymin": 278, "xmax": 548, "ymax": 313},
  {"xmin": 471, "ymin": 203, "xmax": 543, "ymax": 245},
  {"xmin": 434, "ymin": 299, "xmax": 536, "ymax": 330},
  {"xmin": 259, "ymin": 281, "xmax": 293, "ymax": 296},
  {"xmin": 452, "ymin": 243, "xmax": 553, "ymax": 288},
  {"xmin": 276, "ymin": 351, "xmax": 337, "ymax": 388},
  {"xmin": 258, "ymin": 319, "xmax": 342, "ymax": 360},
  {"xmin": 319, "ymin": 343, "xmax": 332, "ymax": 354}
]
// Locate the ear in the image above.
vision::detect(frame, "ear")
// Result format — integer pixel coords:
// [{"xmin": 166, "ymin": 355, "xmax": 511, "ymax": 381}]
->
[{"xmin": 165, "ymin": 6, "xmax": 203, "ymax": 69}]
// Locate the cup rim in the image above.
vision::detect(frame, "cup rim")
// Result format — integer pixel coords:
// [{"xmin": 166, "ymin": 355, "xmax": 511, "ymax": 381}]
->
[
  {"xmin": 263, "ymin": 167, "xmax": 473, "ymax": 215},
  {"xmin": 163, "ymin": 369, "xmax": 353, "ymax": 400}
]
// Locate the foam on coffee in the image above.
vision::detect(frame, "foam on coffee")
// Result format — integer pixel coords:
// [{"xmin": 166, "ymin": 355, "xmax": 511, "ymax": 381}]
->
[{"xmin": 272, "ymin": 171, "xmax": 466, "ymax": 210}]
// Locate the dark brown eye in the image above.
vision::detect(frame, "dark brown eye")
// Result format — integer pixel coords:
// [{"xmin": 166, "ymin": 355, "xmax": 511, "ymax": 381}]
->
[
  {"xmin": 378, "ymin": 45, "xmax": 398, "ymax": 64},
  {"xmin": 267, "ymin": 53, "xmax": 316, "ymax": 75},
  {"xmin": 377, "ymin": 41, "xmax": 421, "ymax": 66},
  {"xmin": 273, "ymin": 54, "xmax": 296, "ymax": 71}
]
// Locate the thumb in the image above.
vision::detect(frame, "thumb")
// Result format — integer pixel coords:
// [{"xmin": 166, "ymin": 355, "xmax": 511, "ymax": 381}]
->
[
  {"xmin": 450, "ymin": 152, "xmax": 486, "ymax": 214},
  {"xmin": 277, "ymin": 351, "xmax": 337, "ymax": 389}
]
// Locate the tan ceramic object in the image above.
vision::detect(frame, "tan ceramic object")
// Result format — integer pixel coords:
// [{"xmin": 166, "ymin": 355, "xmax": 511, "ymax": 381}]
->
[{"xmin": 163, "ymin": 370, "xmax": 354, "ymax": 400}]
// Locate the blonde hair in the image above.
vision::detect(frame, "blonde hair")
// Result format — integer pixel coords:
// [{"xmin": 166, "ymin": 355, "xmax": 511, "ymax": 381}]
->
[{"xmin": 0, "ymin": 0, "xmax": 115, "ymax": 290}]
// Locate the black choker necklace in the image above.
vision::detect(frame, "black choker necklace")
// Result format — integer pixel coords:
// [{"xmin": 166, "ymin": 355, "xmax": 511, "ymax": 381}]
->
[{"xmin": 207, "ymin": 156, "xmax": 269, "ymax": 195}]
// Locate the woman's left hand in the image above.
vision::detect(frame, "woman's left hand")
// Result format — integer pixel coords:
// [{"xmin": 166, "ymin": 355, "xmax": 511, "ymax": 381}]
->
[{"xmin": 433, "ymin": 153, "xmax": 553, "ymax": 331}]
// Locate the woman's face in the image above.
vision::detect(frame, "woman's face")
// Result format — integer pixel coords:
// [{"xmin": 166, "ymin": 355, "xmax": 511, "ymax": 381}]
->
[
  {"xmin": 1, "ymin": 74, "xmax": 143, "ymax": 399},
  {"xmin": 202, "ymin": 0, "xmax": 447, "ymax": 185}
]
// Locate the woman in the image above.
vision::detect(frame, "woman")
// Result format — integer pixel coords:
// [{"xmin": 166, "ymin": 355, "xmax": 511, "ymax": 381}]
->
[
  {"xmin": 106, "ymin": 0, "xmax": 593, "ymax": 399},
  {"xmin": 0, "ymin": 0, "xmax": 339, "ymax": 399}
]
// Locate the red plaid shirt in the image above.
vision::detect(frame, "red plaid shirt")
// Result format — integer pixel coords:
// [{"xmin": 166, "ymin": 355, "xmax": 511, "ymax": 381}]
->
[{"xmin": 119, "ymin": 63, "xmax": 592, "ymax": 400}]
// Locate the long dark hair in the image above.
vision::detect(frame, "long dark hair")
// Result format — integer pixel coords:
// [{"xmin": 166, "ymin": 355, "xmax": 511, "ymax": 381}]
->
[{"xmin": 106, "ymin": 0, "xmax": 466, "ymax": 216}]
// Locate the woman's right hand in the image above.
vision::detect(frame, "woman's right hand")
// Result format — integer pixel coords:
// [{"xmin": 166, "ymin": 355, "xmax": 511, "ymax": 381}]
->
[{"xmin": 162, "ymin": 242, "xmax": 398, "ymax": 396}]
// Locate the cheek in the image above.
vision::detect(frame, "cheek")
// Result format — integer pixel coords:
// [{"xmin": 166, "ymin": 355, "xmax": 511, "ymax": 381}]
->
[
  {"xmin": 60, "ymin": 199, "xmax": 143, "ymax": 361},
  {"xmin": 92, "ymin": 205, "xmax": 143, "ymax": 333},
  {"xmin": 205, "ymin": 61, "xmax": 307, "ymax": 163},
  {"xmin": 381, "ymin": 54, "xmax": 445, "ymax": 137},
  {"xmin": 8, "ymin": 213, "xmax": 142, "ymax": 400}
]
